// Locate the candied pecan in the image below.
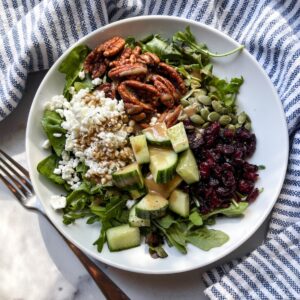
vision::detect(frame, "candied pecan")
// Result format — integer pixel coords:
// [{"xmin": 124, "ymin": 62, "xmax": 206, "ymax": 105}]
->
[
  {"xmin": 157, "ymin": 62, "xmax": 187, "ymax": 95},
  {"xmin": 108, "ymin": 63, "xmax": 148, "ymax": 81},
  {"xmin": 132, "ymin": 46, "xmax": 142, "ymax": 56},
  {"xmin": 118, "ymin": 80, "xmax": 159, "ymax": 111},
  {"xmin": 137, "ymin": 52, "xmax": 160, "ymax": 66},
  {"xmin": 109, "ymin": 47, "xmax": 132, "ymax": 68},
  {"xmin": 149, "ymin": 74, "xmax": 179, "ymax": 108},
  {"xmin": 84, "ymin": 49, "xmax": 108, "ymax": 79},
  {"xmin": 131, "ymin": 112, "xmax": 147, "ymax": 121},
  {"xmin": 124, "ymin": 103, "xmax": 144, "ymax": 114},
  {"xmin": 164, "ymin": 105, "xmax": 183, "ymax": 127},
  {"xmin": 96, "ymin": 83, "xmax": 116, "ymax": 99},
  {"xmin": 102, "ymin": 36, "xmax": 125, "ymax": 57}
]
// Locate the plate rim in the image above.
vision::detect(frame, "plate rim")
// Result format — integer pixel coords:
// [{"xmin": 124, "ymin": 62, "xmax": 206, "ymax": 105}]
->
[{"xmin": 25, "ymin": 15, "xmax": 289, "ymax": 274}]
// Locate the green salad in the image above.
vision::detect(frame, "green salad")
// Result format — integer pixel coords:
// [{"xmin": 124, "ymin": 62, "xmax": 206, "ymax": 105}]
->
[{"xmin": 38, "ymin": 27, "xmax": 261, "ymax": 258}]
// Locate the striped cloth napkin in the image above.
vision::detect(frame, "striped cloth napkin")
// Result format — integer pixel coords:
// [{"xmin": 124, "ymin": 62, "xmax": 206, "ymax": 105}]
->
[{"xmin": 1, "ymin": 0, "xmax": 300, "ymax": 298}]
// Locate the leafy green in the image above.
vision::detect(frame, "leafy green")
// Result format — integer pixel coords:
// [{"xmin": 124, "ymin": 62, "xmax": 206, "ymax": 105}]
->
[
  {"xmin": 149, "ymin": 245, "xmax": 168, "ymax": 259},
  {"xmin": 189, "ymin": 211, "xmax": 203, "ymax": 226},
  {"xmin": 203, "ymin": 202, "xmax": 249, "ymax": 219},
  {"xmin": 74, "ymin": 74, "xmax": 93, "ymax": 92},
  {"xmin": 58, "ymin": 45, "xmax": 90, "ymax": 99},
  {"xmin": 41, "ymin": 110, "xmax": 66, "ymax": 156},
  {"xmin": 37, "ymin": 154, "xmax": 65, "ymax": 185},
  {"xmin": 157, "ymin": 214, "xmax": 176, "ymax": 229},
  {"xmin": 186, "ymin": 227, "xmax": 229, "ymax": 251}
]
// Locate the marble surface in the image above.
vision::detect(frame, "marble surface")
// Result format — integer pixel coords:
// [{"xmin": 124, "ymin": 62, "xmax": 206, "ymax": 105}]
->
[{"xmin": 0, "ymin": 71, "xmax": 270, "ymax": 300}]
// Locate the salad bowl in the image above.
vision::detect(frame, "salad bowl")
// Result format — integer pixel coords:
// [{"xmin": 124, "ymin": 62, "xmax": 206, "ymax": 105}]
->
[{"xmin": 26, "ymin": 16, "xmax": 288, "ymax": 274}]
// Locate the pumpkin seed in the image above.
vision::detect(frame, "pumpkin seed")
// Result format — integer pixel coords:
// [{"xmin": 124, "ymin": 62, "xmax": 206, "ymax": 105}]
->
[
  {"xmin": 198, "ymin": 95, "xmax": 212, "ymax": 106},
  {"xmin": 226, "ymin": 124, "xmax": 236, "ymax": 131},
  {"xmin": 244, "ymin": 122, "xmax": 252, "ymax": 131},
  {"xmin": 202, "ymin": 122, "xmax": 211, "ymax": 128},
  {"xmin": 219, "ymin": 115, "xmax": 232, "ymax": 125},
  {"xmin": 229, "ymin": 114, "xmax": 238, "ymax": 124},
  {"xmin": 238, "ymin": 112, "xmax": 247, "ymax": 124},
  {"xmin": 180, "ymin": 98, "xmax": 190, "ymax": 107},
  {"xmin": 211, "ymin": 100, "xmax": 224, "ymax": 113},
  {"xmin": 235, "ymin": 123, "xmax": 242, "ymax": 129},
  {"xmin": 190, "ymin": 114, "xmax": 205, "ymax": 125},
  {"xmin": 200, "ymin": 108, "xmax": 210, "ymax": 120},
  {"xmin": 207, "ymin": 111, "xmax": 220, "ymax": 122}
]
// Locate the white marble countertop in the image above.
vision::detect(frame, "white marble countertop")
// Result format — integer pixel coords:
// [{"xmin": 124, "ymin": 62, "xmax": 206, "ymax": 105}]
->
[{"xmin": 0, "ymin": 71, "xmax": 270, "ymax": 300}]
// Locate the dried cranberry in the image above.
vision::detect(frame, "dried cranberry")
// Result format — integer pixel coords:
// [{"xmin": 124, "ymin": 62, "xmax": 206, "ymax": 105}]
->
[
  {"xmin": 238, "ymin": 179, "xmax": 254, "ymax": 194},
  {"xmin": 246, "ymin": 188, "xmax": 259, "ymax": 203}
]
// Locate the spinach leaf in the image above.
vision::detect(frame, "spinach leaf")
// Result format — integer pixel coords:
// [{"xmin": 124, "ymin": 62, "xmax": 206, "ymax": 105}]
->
[
  {"xmin": 41, "ymin": 110, "xmax": 66, "ymax": 156},
  {"xmin": 186, "ymin": 227, "xmax": 229, "ymax": 251},
  {"xmin": 189, "ymin": 211, "xmax": 203, "ymax": 226},
  {"xmin": 203, "ymin": 202, "xmax": 249, "ymax": 219},
  {"xmin": 58, "ymin": 45, "xmax": 90, "ymax": 99},
  {"xmin": 37, "ymin": 154, "xmax": 65, "ymax": 185}
]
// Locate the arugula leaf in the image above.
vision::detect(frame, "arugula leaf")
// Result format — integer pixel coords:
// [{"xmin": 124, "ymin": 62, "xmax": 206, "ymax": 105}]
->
[
  {"xmin": 203, "ymin": 202, "xmax": 249, "ymax": 219},
  {"xmin": 41, "ymin": 110, "xmax": 66, "ymax": 156},
  {"xmin": 149, "ymin": 245, "xmax": 168, "ymax": 259},
  {"xmin": 58, "ymin": 45, "xmax": 90, "ymax": 99},
  {"xmin": 37, "ymin": 154, "xmax": 65, "ymax": 185},
  {"xmin": 186, "ymin": 227, "xmax": 229, "ymax": 251},
  {"xmin": 157, "ymin": 214, "xmax": 176, "ymax": 229},
  {"xmin": 189, "ymin": 211, "xmax": 203, "ymax": 226},
  {"xmin": 125, "ymin": 36, "xmax": 136, "ymax": 48},
  {"xmin": 93, "ymin": 219, "xmax": 112, "ymax": 252}
]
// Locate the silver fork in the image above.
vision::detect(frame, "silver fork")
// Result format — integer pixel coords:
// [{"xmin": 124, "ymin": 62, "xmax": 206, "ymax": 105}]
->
[{"xmin": 0, "ymin": 149, "xmax": 130, "ymax": 300}]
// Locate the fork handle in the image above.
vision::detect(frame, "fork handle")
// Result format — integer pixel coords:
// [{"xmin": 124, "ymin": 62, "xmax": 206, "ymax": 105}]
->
[
  {"xmin": 42, "ymin": 213, "xmax": 130, "ymax": 300},
  {"xmin": 63, "ymin": 237, "xmax": 130, "ymax": 300}
]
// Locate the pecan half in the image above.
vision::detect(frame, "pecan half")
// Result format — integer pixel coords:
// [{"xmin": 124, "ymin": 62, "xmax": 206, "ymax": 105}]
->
[
  {"xmin": 96, "ymin": 82, "xmax": 116, "ymax": 99},
  {"xmin": 157, "ymin": 62, "xmax": 187, "ymax": 95},
  {"xmin": 162, "ymin": 105, "xmax": 183, "ymax": 128},
  {"xmin": 102, "ymin": 36, "xmax": 125, "ymax": 57},
  {"xmin": 84, "ymin": 49, "xmax": 108, "ymax": 79},
  {"xmin": 124, "ymin": 103, "xmax": 144, "ymax": 114},
  {"xmin": 131, "ymin": 112, "xmax": 147, "ymax": 121},
  {"xmin": 137, "ymin": 52, "xmax": 160, "ymax": 66},
  {"xmin": 149, "ymin": 74, "xmax": 179, "ymax": 108},
  {"xmin": 118, "ymin": 80, "xmax": 159, "ymax": 111},
  {"xmin": 108, "ymin": 63, "xmax": 148, "ymax": 81}
]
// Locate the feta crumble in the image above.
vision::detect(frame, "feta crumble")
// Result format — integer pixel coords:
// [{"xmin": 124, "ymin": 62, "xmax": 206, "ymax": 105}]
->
[
  {"xmin": 42, "ymin": 139, "xmax": 51, "ymax": 149},
  {"xmin": 53, "ymin": 133, "xmax": 62, "ymax": 138},
  {"xmin": 91, "ymin": 78, "xmax": 102, "ymax": 86},
  {"xmin": 50, "ymin": 195, "xmax": 67, "ymax": 210},
  {"xmin": 78, "ymin": 71, "xmax": 85, "ymax": 80}
]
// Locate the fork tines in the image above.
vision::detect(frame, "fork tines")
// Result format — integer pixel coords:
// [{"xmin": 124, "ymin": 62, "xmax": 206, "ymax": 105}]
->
[{"xmin": 0, "ymin": 149, "xmax": 33, "ymax": 201}]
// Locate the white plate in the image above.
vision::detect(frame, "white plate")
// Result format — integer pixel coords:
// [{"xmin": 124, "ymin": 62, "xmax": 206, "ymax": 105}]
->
[{"xmin": 26, "ymin": 16, "xmax": 288, "ymax": 274}]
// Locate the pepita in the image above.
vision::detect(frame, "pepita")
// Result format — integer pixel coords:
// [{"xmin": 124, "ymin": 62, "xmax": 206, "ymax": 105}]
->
[
  {"xmin": 180, "ymin": 98, "xmax": 190, "ymax": 107},
  {"xmin": 238, "ymin": 112, "xmax": 247, "ymax": 124},
  {"xmin": 211, "ymin": 100, "xmax": 224, "ymax": 113},
  {"xmin": 200, "ymin": 108, "xmax": 210, "ymax": 120},
  {"xmin": 190, "ymin": 114, "xmax": 205, "ymax": 125},
  {"xmin": 244, "ymin": 122, "xmax": 252, "ymax": 131},
  {"xmin": 219, "ymin": 115, "xmax": 232, "ymax": 125},
  {"xmin": 207, "ymin": 111, "xmax": 220, "ymax": 122},
  {"xmin": 197, "ymin": 95, "xmax": 212, "ymax": 106}
]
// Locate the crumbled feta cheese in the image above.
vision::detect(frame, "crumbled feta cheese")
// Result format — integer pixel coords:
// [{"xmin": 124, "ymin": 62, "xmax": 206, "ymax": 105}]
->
[
  {"xmin": 150, "ymin": 116, "xmax": 158, "ymax": 126},
  {"xmin": 126, "ymin": 200, "xmax": 136, "ymax": 209},
  {"xmin": 69, "ymin": 86, "xmax": 75, "ymax": 95},
  {"xmin": 53, "ymin": 168, "xmax": 62, "ymax": 175},
  {"xmin": 78, "ymin": 71, "xmax": 85, "ymax": 80},
  {"xmin": 53, "ymin": 133, "xmax": 62, "ymax": 138},
  {"xmin": 42, "ymin": 139, "xmax": 51, "ymax": 149},
  {"xmin": 44, "ymin": 95, "xmax": 68, "ymax": 111},
  {"xmin": 50, "ymin": 195, "xmax": 67, "ymax": 210},
  {"xmin": 91, "ymin": 78, "xmax": 102, "ymax": 86}
]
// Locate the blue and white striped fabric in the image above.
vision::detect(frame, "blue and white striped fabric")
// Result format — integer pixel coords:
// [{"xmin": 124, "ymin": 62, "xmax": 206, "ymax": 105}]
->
[{"xmin": 1, "ymin": 1, "xmax": 300, "ymax": 298}]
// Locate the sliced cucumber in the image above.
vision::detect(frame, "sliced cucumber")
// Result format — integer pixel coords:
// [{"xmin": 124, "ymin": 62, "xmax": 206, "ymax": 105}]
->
[
  {"xmin": 129, "ymin": 187, "xmax": 147, "ymax": 200},
  {"xmin": 167, "ymin": 122, "xmax": 189, "ymax": 153},
  {"xmin": 112, "ymin": 163, "xmax": 144, "ymax": 190},
  {"xmin": 143, "ymin": 122, "xmax": 171, "ymax": 146},
  {"xmin": 130, "ymin": 135, "xmax": 150, "ymax": 164},
  {"xmin": 135, "ymin": 193, "xmax": 168, "ymax": 219},
  {"xmin": 106, "ymin": 224, "xmax": 140, "ymax": 251},
  {"xmin": 169, "ymin": 189, "xmax": 190, "ymax": 217},
  {"xmin": 129, "ymin": 206, "xmax": 151, "ymax": 227},
  {"xmin": 144, "ymin": 174, "xmax": 182, "ymax": 198},
  {"xmin": 176, "ymin": 149, "xmax": 200, "ymax": 184},
  {"xmin": 149, "ymin": 147, "xmax": 178, "ymax": 184}
]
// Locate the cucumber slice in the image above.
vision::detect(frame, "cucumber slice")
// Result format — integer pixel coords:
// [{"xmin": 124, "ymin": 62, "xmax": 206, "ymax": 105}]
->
[
  {"xmin": 149, "ymin": 147, "xmax": 178, "ymax": 184},
  {"xmin": 112, "ymin": 163, "xmax": 144, "ymax": 190},
  {"xmin": 106, "ymin": 224, "xmax": 140, "ymax": 251},
  {"xmin": 144, "ymin": 174, "xmax": 182, "ymax": 198},
  {"xmin": 129, "ymin": 206, "xmax": 151, "ymax": 227},
  {"xmin": 130, "ymin": 187, "xmax": 147, "ymax": 200},
  {"xmin": 169, "ymin": 189, "xmax": 190, "ymax": 217},
  {"xmin": 143, "ymin": 122, "xmax": 171, "ymax": 146},
  {"xmin": 135, "ymin": 193, "xmax": 169, "ymax": 219},
  {"xmin": 130, "ymin": 135, "xmax": 150, "ymax": 164},
  {"xmin": 176, "ymin": 149, "xmax": 200, "ymax": 184},
  {"xmin": 167, "ymin": 122, "xmax": 189, "ymax": 153}
]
